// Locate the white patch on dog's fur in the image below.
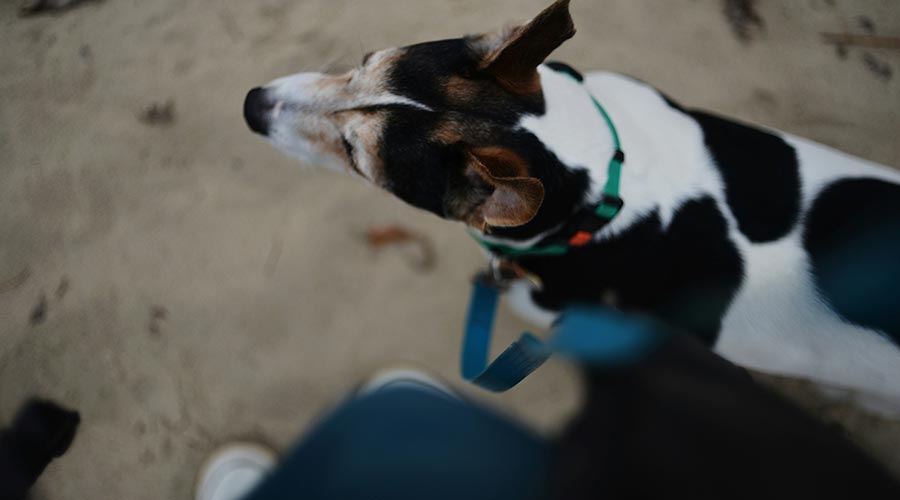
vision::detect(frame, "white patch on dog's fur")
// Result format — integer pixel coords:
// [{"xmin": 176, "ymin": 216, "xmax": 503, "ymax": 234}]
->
[
  {"xmin": 716, "ymin": 230, "xmax": 900, "ymax": 413},
  {"xmin": 262, "ymin": 65, "xmax": 431, "ymax": 177},
  {"xmin": 475, "ymin": 222, "xmax": 565, "ymax": 250},
  {"xmin": 788, "ymin": 135, "xmax": 900, "ymax": 204},
  {"xmin": 520, "ymin": 67, "xmax": 725, "ymax": 241},
  {"xmin": 505, "ymin": 280, "xmax": 558, "ymax": 329},
  {"xmin": 514, "ymin": 65, "xmax": 900, "ymax": 414}
]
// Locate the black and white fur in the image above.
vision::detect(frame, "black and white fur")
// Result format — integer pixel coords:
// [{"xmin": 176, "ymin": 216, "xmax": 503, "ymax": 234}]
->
[
  {"xmin": 508, "ymin": 64, "xmax": 900, "ymax": 413},
  {"xmin": 244, "ymin": 0, "xmax": 900, "ymax": 414}
]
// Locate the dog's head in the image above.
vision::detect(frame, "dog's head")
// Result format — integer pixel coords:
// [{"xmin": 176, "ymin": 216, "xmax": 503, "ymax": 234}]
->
[{"xmin": 245, "ymin": 0, "xmax": 585, "ymax": 237}]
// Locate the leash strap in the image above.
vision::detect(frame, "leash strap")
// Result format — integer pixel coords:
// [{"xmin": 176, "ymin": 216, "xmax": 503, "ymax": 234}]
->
[
  {"xmin": 461, "ymin": 279, "xmax": 668, "ymax": 392},
  {"xmin": 461, "ymin": 280, "xmax": 550, "ymax": 391}
]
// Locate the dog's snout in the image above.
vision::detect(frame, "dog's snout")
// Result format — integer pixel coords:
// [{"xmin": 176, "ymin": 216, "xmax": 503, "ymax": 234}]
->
[{"xmin": 244, "ymin": 87, "xmax": 273, "ymax": 136}]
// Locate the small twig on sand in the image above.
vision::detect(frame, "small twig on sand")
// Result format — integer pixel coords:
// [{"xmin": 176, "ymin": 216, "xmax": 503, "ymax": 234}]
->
[
  {"xmin": 0, "ymin": 267, "xmax": 31, "ymax": 294},
  {"xmin": 724, "ymin": 0, "xmax": 764, "ymax": 43},
  {"xmin": 20, "ymin": 0, "xmax": 99, "ymax": 16},
  {"xmin": 821, "ymin": 33, "xmax": 900, "ymax": 50},
  {"xmin": 365, "ymin": 225, "xmax": 437, "ymax": 272},
  {"xmin": 138, "ymin": 99, "xmax": 176, "ymax": 127}
]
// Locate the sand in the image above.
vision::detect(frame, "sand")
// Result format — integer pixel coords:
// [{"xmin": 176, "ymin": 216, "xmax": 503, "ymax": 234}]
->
[{"xmin": 1, "ymin": 0, "xmax": 899, "ymax": 498}]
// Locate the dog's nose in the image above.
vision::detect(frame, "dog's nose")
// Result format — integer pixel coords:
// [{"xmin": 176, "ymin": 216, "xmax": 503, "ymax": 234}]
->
[{"xmin": 244, "ymin": 87, "xmax": 273, "ymax": 136}]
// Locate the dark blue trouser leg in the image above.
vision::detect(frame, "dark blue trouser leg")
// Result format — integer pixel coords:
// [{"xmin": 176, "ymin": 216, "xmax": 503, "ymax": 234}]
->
[{"xmin": 245, "ymin": 387, "xmax": 550, "ymax": 500}]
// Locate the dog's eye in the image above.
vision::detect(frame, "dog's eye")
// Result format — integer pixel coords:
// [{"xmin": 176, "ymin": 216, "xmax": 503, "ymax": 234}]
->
[
  {"xmin": 342, "ymin": 135, "xmax": 365, "ymax": 178},
  {"xmin": 341, "ymin": 135, "xmax": 355, "ymax": 159}
]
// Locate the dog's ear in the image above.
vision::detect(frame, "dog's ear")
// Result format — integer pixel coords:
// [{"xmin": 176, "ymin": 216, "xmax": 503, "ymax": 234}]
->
[
  {"xmin": 462, "ymin": 147, "xmax": 545, "ymax": 229},
  {"xmin": 477, "ymin": 0, "xmax": 575, "ymax": 94}
]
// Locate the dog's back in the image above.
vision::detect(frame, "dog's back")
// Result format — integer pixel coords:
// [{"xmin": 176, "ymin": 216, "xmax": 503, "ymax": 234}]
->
[{"xmin": 545, "ymin": 69, "xmax": 900, "ymax": 411}]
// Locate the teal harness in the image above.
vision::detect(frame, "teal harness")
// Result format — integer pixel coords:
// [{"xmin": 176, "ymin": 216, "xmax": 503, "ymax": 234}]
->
[
  {"xmin": 461, "ymin": 70, "xmax": 634, "ymax": 391},
  {"xmin": 467, "ymin": 71, "xmax": 626, "ymax": 258}
]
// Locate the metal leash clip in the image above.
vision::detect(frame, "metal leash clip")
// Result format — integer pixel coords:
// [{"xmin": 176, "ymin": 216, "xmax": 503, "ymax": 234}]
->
[{"xmin": 474, "ymin": 256, "xmax": 542, "ymax": 291}]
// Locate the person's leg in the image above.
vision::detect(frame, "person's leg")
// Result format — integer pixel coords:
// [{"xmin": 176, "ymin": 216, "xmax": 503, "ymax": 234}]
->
[
  {"xmin": 196, "ymin": 369, "xmax": 458, "ymax": 500},
  {"xmin": 236, "ymin": 369, "xmax": 549, "ymax": 500}
]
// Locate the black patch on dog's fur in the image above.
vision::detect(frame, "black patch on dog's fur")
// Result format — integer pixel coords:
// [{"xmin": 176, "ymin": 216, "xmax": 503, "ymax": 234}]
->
[
  {"xmin": 380, "ymin": 107, "xmax": 592, "ymax": 239},
  {"xmin": 381, "ymin": 41, "xmax": 594, "ymax": 240},
  {"xmin": 804, "ymin": 178, "xmax": 900, "ymax": 344},
  {"xmin": 380, "ymin": 110, "xmax": 455, "ymax": 217},
  {"xmin": 483, "ymin": 132, "xmax": 592, "ymax": 240},
  {"xmin": 609, "ymin": 72, "xmax": 688, "ymax": 113},
  {"xmin": 691, "ymin": 111, "xmax": 801, "ymax": 243},
  {"xmin": 545, "ymin": 61, "xmax": 583, "ymax": 82},
  {"xmin": 388, "ymin": 39, "xmax": 544, "ymax": 119},
  {"xmin": 523, "ymin": 197, "xmax": 744, "ymax": 344}
]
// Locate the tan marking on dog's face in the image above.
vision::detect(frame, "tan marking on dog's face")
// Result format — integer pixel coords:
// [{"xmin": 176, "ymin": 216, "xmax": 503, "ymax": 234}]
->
[
  {"xmin": 331, "ymin": 108, "xmax": 389, "ymax": 183},
  {"xmin": 442, "ymin": 148, "xmax": 544, "ymax": 231},
  {"xmin": 443, "ymin": 76, "xmax": 482, "ymax": 105},
  {"xmin": 469, "ymin": 146, "xmax": 530, "ymax": 178},
  {"xmin": 258, "ymin": 48, "xmax": 415, "ymax": 182},
  {"xmin": 431, "ymin": 120, "xmax": 464, "ymax": 145}
]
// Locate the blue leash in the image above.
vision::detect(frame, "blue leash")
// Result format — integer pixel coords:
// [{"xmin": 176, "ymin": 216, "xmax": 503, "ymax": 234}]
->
[
  {"xmin": 461, "ymin": 279, "xmax": 669, "ymax": 392},
  {"xmin": 461, "ymin": 280, "xmax": 549, "ymax": 391}
]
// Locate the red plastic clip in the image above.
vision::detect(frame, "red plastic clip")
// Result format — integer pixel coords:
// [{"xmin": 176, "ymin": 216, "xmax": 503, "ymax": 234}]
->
[{"xmin": 568, "ymin": 231, "xmax": 592, "ymax": 247}]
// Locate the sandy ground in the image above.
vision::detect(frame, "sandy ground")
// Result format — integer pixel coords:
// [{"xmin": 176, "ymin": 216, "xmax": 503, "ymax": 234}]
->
[{"xmin": 1, "ymin": 0, "xmax": 899, "ymax": 498}]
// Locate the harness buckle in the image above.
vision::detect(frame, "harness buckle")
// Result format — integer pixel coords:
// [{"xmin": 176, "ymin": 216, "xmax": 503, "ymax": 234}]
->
[
  {"xmin": 595, "ymin": 194, "xmax": 625, "ymax": 220},
  {"xmin": 476, "ymin": 256, "xmax": 541, "ymax": 290},
  {"xmin": 568, "ymin": 231, "xmax": 593, "ymax": 247}
]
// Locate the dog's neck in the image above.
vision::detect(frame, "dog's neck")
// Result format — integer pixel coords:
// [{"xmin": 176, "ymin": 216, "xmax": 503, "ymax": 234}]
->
[{"xmin": 485, "ymin": 65, "xmax": 721, "ymax": 248}]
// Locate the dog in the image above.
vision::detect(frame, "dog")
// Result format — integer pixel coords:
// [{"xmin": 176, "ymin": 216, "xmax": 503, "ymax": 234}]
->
[{"xmin": 244, "ymin": 0, "xmax": 900, "ymax": 414}]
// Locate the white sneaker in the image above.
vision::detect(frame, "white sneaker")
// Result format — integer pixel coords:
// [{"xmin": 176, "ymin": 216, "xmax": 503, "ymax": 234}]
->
[
  {"xmin": 195, "ymin": 443, "xmax": 277, "ymax": 500},
  {"xmin": 358, "ymin": 368, "xmax": 458, "ymax": 399}
]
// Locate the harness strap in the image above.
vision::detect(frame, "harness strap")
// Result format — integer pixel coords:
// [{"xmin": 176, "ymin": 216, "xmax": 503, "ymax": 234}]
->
[
  {"xmin": 591, "ymin": 91, "xmax": 625, "ymax": 220},
  {"xmin": 469, "ymin": 69, "xmax": 625, "ymax": 258}
]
